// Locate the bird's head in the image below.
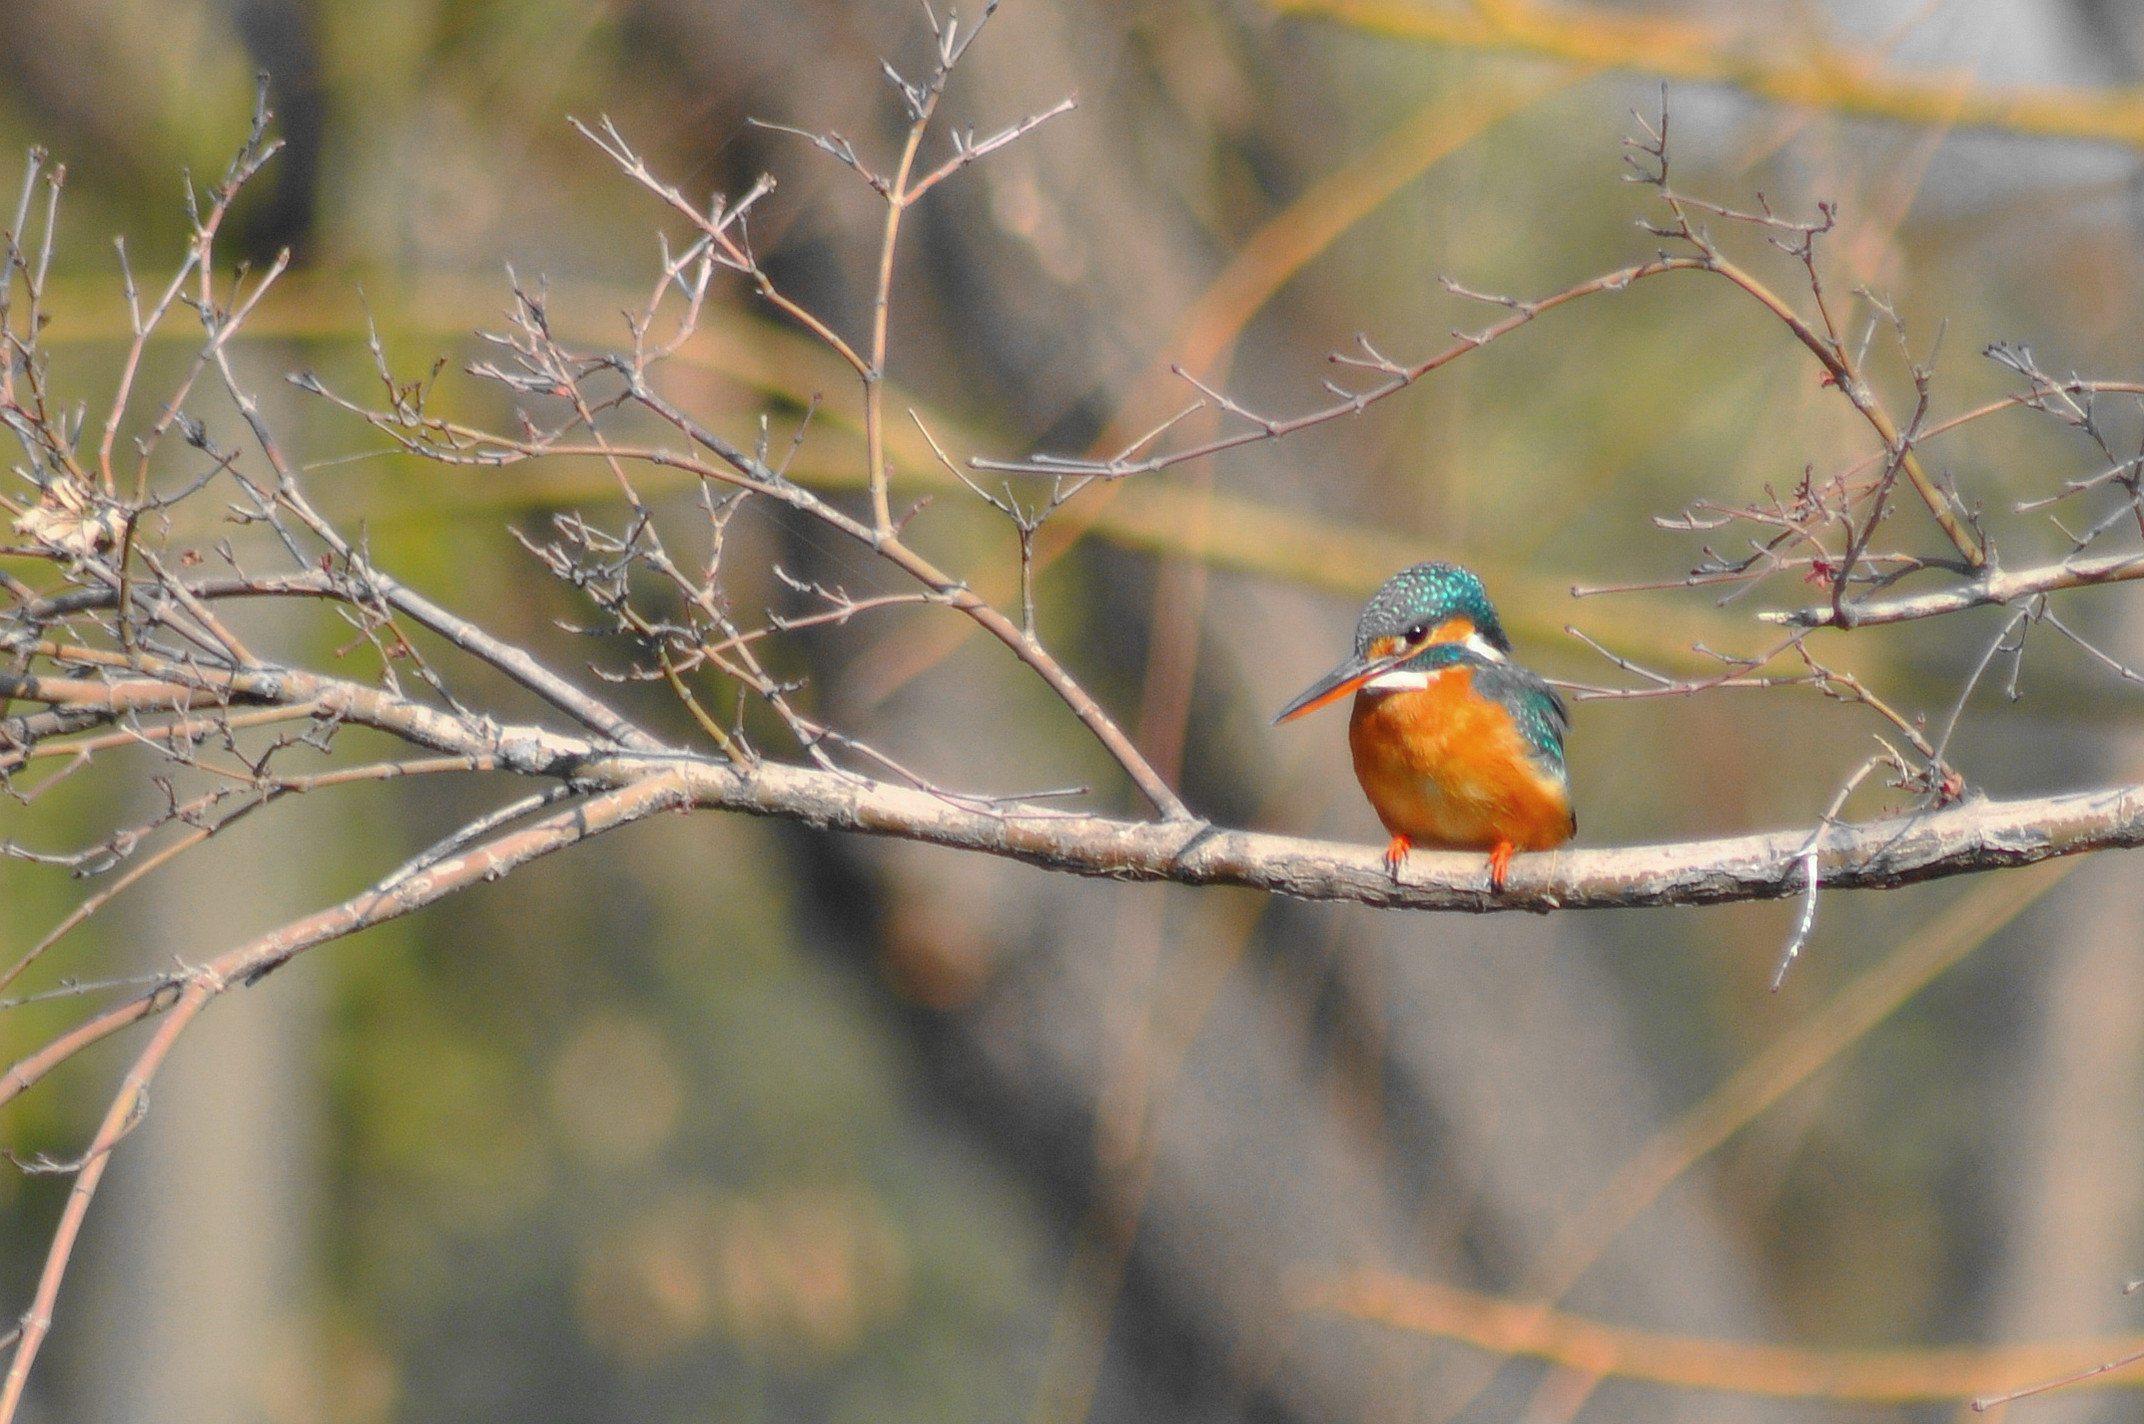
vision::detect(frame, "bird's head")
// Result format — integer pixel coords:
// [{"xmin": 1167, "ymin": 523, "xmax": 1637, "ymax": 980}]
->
[{"xmin": 1272, "ymin": 561, "xmax": 1510, "ymax": 724}]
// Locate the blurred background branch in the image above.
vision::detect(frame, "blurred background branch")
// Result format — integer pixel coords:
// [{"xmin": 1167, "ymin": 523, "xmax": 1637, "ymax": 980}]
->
[{"xmin": 1280, "ymin": 0, "xmax": 2144, "ymax": 148}]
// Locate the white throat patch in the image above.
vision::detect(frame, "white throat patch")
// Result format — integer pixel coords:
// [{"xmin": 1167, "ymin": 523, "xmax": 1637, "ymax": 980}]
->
[{"xmin": 1364, "ymin": 667, "xmax": 1439, "ymax": 692}]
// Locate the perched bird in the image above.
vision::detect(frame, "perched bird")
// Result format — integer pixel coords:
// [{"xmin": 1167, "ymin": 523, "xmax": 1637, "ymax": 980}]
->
[{"xmin": 1272, "ymin": 561, "xmax": 1574, "ymax": 890}]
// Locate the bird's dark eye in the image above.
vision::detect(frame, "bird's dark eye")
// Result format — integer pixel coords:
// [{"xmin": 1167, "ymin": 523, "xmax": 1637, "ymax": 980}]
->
[{"xmin": 1404, "ymin": 622, "xmax": 1431, "ymax": 642}]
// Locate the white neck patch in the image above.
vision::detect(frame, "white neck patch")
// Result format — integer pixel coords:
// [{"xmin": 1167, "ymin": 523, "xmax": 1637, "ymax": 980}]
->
[
  {"xmin": 1362, "ymin": 630, "xmax": 1506, "ymax": 691},
  {"xmin": 1462, "ymin": 630, "xmax": 1507, "ymax": 662}
]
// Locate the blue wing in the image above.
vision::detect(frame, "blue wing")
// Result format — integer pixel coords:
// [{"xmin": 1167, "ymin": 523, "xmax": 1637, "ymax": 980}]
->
[{"xmin": 1474, "ymin": 661, "xmax": 1570, "ymax": 778}]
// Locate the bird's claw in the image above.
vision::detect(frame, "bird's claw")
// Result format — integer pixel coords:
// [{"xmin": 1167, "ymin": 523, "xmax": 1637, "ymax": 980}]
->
[{"xmin": 1488, "ymin": 841, "xmax": 1515, "ymax": 893}]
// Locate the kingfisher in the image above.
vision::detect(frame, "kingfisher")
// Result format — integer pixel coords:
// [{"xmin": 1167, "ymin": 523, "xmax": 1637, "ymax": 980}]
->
[{"xmin": 1272, "ymin": 561, "xmax": 1574, "ymax": 890}]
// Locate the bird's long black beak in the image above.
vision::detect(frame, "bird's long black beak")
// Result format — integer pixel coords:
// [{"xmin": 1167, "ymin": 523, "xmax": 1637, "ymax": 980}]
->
[{"xmin": 1271, "ymin": 649, "xmax": 1402, "ymax": 725}]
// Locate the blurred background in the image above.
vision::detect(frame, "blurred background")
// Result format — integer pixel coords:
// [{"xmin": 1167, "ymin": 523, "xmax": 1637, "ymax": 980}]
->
[{"xmin": 8, "ymin": 0, "xmax": 2144, "ymax": 1421}]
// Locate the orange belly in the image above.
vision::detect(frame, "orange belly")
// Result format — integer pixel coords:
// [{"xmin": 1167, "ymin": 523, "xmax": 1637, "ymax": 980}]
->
[{"xmin": 1346, "ymin": 671, "xmax": 1573, "ymax": 852}]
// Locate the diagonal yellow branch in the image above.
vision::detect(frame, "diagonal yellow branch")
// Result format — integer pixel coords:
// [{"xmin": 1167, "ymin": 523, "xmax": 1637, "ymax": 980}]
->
[
  {"xmin": 1277, "ymin": 0, "xmax": 2144, "ymax": 150},
  {"xmin": 1296, "ymin": 1268, "xmax": 2144, "ymax": 1401}
]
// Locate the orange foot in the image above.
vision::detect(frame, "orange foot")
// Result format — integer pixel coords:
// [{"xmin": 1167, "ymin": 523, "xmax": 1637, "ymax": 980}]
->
[
  {"xmin": 1488, "ymin": 840, "xmax": 1516, "ymax": 892},
  {"xmin": 1382, "ymin": 834, "xmax": 1413, "ymax": 881}
]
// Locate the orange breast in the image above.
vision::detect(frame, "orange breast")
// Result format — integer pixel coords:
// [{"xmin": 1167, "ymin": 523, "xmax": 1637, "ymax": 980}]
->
[{"xmin": 1346, "ymin": 669, "xmax": 1573, "ymax": 852}]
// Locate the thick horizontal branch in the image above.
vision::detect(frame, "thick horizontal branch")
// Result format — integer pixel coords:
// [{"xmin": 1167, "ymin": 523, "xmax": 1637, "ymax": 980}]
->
[
  {"xmin": 622, "ymin": 756, "xmax": 2144, "ymax": 911},
  {"xmin": 14, "ymin": 642, "xmax": 2143, "ymax": 908},
  {"xmin": 1762, "ymin": 551, "xmax": 2144, "ymax": 629},
  {"xmin": 0, "ymin": 671, "xmax": 206, "ymax": 712},
  {"xmin": 0, "ymin": 649, "xmax": 596, "ymax": 776}
]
